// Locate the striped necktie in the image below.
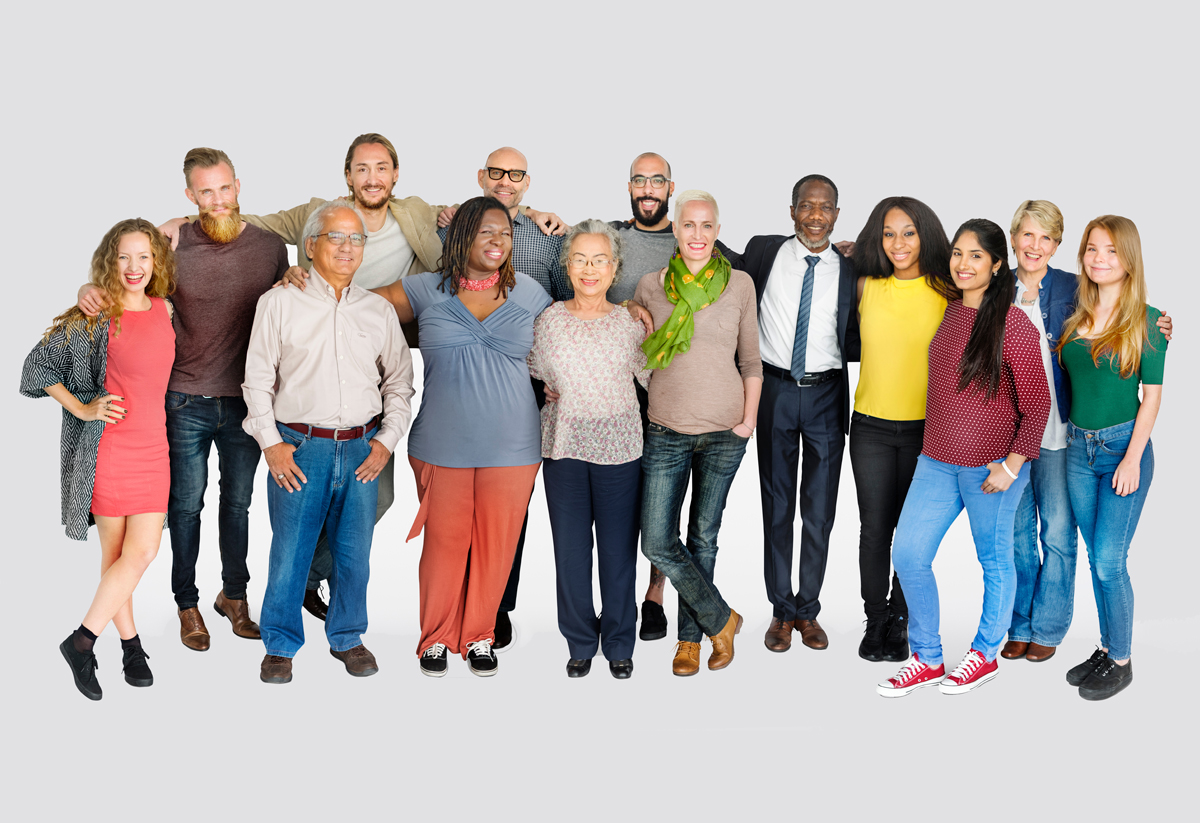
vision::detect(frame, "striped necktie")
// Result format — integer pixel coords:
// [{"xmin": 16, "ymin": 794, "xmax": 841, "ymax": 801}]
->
[{"xmin": 791, "ymin": 254, "xmax": 821, "ymax": 378}]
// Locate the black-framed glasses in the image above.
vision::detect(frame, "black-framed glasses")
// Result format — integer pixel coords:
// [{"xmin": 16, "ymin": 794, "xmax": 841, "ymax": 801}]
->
[
  {"xmin": 630, "ymin": 175, "xmax": 670, "ymax": 189},
  {"xmin": 314, "ymin": 231, "xmax": 367, "ymax": 246},
  {"xmin": 486, "ymin": 167, "xmax": 527, "ymax": 182}
]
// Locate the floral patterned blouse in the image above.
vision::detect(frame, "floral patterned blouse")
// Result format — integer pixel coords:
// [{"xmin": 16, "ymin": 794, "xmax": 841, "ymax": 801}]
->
[{"xmin": 527, "ymin": 302, "xmax": 650, "ymax": 465}]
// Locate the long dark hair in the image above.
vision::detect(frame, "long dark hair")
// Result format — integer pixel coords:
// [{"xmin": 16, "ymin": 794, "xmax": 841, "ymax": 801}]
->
[
  {"xmin": 952, "ymin": 218, "xmax": 1015, "ymax": 401},
  {"xmin": 437, "ymin": 196, "xmax": 516, "ymax": 299},
  {"xmin": 853, "ymin": 196, "xmax": 957, "ymax": 302}
]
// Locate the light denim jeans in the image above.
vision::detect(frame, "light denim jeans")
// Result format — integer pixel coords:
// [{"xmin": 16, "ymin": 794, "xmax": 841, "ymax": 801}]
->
[
  {"xmin": 893, "ymin": 455, "xmax": 1030, "ymax": 666},
  {"xmin": 1065, "ymin": 420, "xmax": 1153, "ymax": 662}
]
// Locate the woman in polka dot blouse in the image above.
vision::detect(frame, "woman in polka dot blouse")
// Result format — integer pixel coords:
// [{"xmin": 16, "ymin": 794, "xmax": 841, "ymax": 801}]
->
[{"xmin": 876, "ymin": 218, "xmax": 1050, "ymax": 698}]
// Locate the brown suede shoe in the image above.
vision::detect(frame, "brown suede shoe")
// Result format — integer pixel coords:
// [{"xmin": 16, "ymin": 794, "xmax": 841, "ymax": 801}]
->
[
  {"xmin": 260, "ymin": 654, "xmax": 293, "ymax": 684},
  {"xmin": 708, "ymin": 608, "xmax": 743, "ymax": 670},
  {"xmin": 213, "ymin": 591, "xmax": 261, "ymax": 639},
  {"xmin": 1025, "ymin": 642, "xmax": 1057, "ymax": 662},
  {"xmin": 330, "ymin": 645, "xmax": 379, "ymax": 677},
  {"xmin": 1001, "ymin": 640, "xmax": 1029, "ymax": 659},
  {"xmin": 796, "ymin": 618, "xmax": 828, "ymax": 650},
  {"xmin": 178, "ymin": 607, "xmax": 211, "ymax": 652},
  {"xmin": 672, "ymin": 641, "xmax": 701, "ymax": 677},
  {"xmin": 764, "ymin": 617, "xmax": 794, "ymax": 652}
]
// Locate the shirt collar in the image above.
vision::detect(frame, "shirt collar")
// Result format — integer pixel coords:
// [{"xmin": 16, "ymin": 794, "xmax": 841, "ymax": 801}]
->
[
  {"xmin": 308, "ymin": 266, "xmax": 361, "ymax": 302},
  {"xmin": 790, "ymin": 236, "xmax": 836, "ymax": 264}
]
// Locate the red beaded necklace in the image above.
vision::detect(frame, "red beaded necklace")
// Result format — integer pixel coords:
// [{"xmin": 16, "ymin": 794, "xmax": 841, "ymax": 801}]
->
[{"xmin": 459, "ymin": 271, "xmax": 501, "ymax": 292}]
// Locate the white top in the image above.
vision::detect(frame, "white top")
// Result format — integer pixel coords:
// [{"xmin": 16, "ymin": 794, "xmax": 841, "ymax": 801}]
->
[
  {"xmin": 1015, "ymin": 279, "xmax": 1067, "ymax": 451},
  {"xmin": 353, "ymin": 211, "xmax": 415, "ymax": 290},
  {"xmin": 757, "ymin": 238, "xmax": 841, "ymax": 373},
  {"xmin": 242, "ymin": 268, "xmax": 415, "ymax": 452}
]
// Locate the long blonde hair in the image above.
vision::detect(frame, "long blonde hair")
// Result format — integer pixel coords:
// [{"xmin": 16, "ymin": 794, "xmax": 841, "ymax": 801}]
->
[{"xmin": 1056, "ymin": 215, "xmax": 1148, "ymax": 378}]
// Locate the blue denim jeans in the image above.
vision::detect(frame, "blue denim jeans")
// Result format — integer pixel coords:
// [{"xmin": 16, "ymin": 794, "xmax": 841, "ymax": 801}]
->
[
  {"xmin": 893, "ymin": 455, "xmax": 1030, "ymax": 666},
  {"xmin": 1065, "ymin": 420, "xmax": 1153, "ymax": 661},
  {"xmin": 165, "ymin": 393, "xmax": 262, "ymax": 609},
  {"xmin": 640, "ymin": 423, "xmax": 748, "ymax": 643},
  {"xmin": 1008, "ymin": 446, "xmax": 1078, "ymax": 645},
  {"xmin": 261, "ymin": 423, "xmax": 379, "ymax": 658}
]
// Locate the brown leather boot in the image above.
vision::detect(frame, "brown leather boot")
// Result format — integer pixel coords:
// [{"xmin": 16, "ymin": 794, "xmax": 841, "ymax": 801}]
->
[
  {"xmin": 707, "ymin": 609, "xmax": 743, "ymax": 670},
  {"xmin": 1000, "ymin": 640, "xmax": 1029, "ymax": 659},
  {"xmin": 764, "ymin": 617, "xmax": 794, "ymax": 652},
  {"xmin": 178, "ymin": 607, "xmax": 211, "ymax": 652},
  {"xmin": 1025, "ymin": 642, "xmax": 1057, "ymax": 662},
  {"xmin": 214, "ymin": 591, "xmax": 261, "ymax": 639},
  {"xmin": 672, "ymin": 642, "xmax": 701, "ymax": 676}
]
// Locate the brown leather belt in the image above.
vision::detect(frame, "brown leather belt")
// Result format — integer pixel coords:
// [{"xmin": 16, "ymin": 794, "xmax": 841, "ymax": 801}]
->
[{"xmin": 284, "ymin": 416, "xmax": 379, "ymax": 441}]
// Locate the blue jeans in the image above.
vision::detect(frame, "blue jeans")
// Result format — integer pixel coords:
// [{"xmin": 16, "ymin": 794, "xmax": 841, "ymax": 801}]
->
[
  {"xmin": 893, "ymin": 455, "xmax": 1030, "ymax": 666},
  {"xmin": 165, "ymin": 393, "xmax": 262, "ymax": 609},
  {"xmin": 1065, "ymin": 420, "xmax": 1153, "ymax": 661},
  {"xmin": 640, "ymin": 424, "xmax": 748, "ymax": 643},
  {"xmin": 1008, "ymin": 446, "xmax": 1078, "ymax": 645},
  {"xmin": 261, "ymin": 423, "xmax": 379, "ymax": 658}
]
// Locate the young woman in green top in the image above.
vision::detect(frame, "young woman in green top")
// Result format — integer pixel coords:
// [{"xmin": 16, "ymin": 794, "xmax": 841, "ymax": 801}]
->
[{"xmin": 1058, "ymin": 214, "xmax": 1165, "ymax": 701}]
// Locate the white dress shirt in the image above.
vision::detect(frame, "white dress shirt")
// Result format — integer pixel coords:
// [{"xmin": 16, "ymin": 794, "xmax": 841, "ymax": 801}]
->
[
  {"xmin": 757, "ymin": 237, "xmax": 842, "ymax": 373},
  {"xmin": 242, "ymin": 268, "xmax": 415, "ymax": 452}
]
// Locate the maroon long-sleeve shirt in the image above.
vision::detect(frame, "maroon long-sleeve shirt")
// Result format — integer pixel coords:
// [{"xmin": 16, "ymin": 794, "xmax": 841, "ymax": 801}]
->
[{"xmin": 922, "ymin": 302, "xmax": 1050, "ymax": 467}]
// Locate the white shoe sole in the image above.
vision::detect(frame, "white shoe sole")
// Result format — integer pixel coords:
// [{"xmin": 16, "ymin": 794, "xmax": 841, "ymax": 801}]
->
[
  {"xmin": 876, "ymin": 677, "xmax": 942, "ymax": 698},
  {"xmin": 939, "ymin": 669, "xmax": 998, "ymax": 694},
  {"xmin": 419, "ymin": 664, "xmax": 448, "ymax": 678},
  {"xmin": 468, "ymin": 662, "xmax": 498, "ymax": 677}
]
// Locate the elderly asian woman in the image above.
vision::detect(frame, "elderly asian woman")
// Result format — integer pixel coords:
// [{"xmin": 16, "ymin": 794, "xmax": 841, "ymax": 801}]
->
[{"xmin": 526, "ymin": 220, "xmax": 649, "ymax": 679}]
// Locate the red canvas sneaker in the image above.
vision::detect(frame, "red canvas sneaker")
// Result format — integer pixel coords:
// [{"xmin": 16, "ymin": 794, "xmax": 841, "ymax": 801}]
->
[
  {"xmin": 939, "ymin": 649, "xmax": 999, "ymax": 695},
  {"xmin": 877, "ymin": 653, "xmax": 945, "ymax": 698}
]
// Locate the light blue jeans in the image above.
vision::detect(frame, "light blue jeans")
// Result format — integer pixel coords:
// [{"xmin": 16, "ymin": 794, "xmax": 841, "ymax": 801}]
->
[
  {"xmin": 1065, "ymin": 420, "xmax": 1153, "ymax": 661},
  {"xmin": 893, "ymin": 455, "xmax": 1030, "ymax": 666},
  {"xmin": 1008, "ymin": 447, "xmax": 1078, "ymax": 645}
]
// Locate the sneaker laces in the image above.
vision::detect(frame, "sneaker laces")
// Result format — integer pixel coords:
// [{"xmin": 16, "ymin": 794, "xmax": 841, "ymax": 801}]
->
[
  {"xmin": 864, "ymin": 618, "xmax": 888, "ymax": 642},
  {"xmin": 891, "ymin": 656, "xmax": 927, "ymax": 684},
  {"xmin": 123, "ymin": 647, "xmax": 150, "ymax": 670},
  {"xmin": 422, "ymin": 643, "xmax": 447, "ymax": 659},
  {"xmin": 947, "ymin": 650, "xmax": 985, "ymax": 682},
  {"xmin": 467, "ymin": 639, "xmax": 494, "ymax": 657}
]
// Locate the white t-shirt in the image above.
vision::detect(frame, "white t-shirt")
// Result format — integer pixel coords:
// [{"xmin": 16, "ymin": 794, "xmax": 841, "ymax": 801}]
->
[
  {"xmin": 1015, "ymin": 279, "xmax": 1067, "ymax": 451},
  {"xmin": 758, "ymin": 238, "xmax": 841, "ymax": 374},
  {"xmin": 353, "ymin": 211, "xmax": 416, "ymax": 290}
]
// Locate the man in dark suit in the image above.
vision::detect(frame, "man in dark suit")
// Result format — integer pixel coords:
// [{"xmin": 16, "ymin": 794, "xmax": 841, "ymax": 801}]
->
[{"xmin": 724, "ymin": 175, "xmax": 859, "ymax": 652}]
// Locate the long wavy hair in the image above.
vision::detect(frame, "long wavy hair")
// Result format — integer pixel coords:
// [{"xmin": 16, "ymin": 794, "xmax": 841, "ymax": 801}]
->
[
  {"xmin": 436, "ymin": 196, "xmax": 516, "ymax": 299},
  {"xmin": 952, "ymin": 218, "xmax": 1015, "ymax": 401},
  {"xmin": 853, "ymin": 196, "xmax": 957, "ymax": 302},
  {"xmin": 46, "ymin": 219, "xmax": 177, "ymax": 340},
  {"xmin": 1056, "ymin": 215, "xmax": 1150, "ymax": 378}
]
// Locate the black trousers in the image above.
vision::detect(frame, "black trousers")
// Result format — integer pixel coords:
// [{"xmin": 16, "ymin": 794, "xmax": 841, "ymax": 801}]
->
[
  {"xmin": 498, "ymin": 376, "xmax": 549, "ymax": 613},
  {"xmin": 757, "ymin": 372, "xmax": 845, "ymax": 622},
  {"xmin": 848, "ymin": 412, "xmax": 923, "ymax": 620}
]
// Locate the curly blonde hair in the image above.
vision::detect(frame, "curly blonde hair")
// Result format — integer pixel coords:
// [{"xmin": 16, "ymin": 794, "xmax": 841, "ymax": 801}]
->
[{"xmin": 47, "ymin": 218, "xmax": 177, "ymax": 340}]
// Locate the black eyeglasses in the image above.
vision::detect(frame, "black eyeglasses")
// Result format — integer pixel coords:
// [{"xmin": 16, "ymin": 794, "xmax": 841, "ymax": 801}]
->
[
  {"xmin": 630, "ymin": 175, "xmax": 670, "ymax": 189},
  {"xmin": 486, "ymin": 167, "xmax": 527, "ymax": 182},
  {"xmin": 313, "ymin": 231, "xmax": 367, "ymax": 246}
]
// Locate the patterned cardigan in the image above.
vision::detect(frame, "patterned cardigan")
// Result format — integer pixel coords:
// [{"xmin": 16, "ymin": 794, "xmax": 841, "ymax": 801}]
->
[{"xmin": 22, "ymin": 316, "xmax": 115, "ymax": 541}]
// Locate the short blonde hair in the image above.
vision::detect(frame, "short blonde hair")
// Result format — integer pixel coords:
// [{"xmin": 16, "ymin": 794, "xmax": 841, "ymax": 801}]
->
[
  {"xmin": 183, "ymin": 147, "xmax": 235, "ymax": 188},
  {"xmin": 1010, "ymin": 199, "xmax": 1064, "ymax": 243},
  {"xmin": 674, "ymin": 190, "xmax": 719, "ymax": 225}
]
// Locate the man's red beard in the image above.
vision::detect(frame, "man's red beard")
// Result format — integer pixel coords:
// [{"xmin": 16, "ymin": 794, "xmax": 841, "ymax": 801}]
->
[
  {"xmin": 354, "ymin": 186, "xmax": 391, "ymax": 210},
  {"xmin": 199, "ymin": 203, "xmax": 242, "ymax": 244}
]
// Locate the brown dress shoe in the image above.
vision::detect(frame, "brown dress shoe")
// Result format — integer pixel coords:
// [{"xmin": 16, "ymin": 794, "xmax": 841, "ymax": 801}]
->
[
  {"xmin": 1001, "ymin": 640, "xmax": 1029, "ymax": 659},
  {"xmin": 178, "ymin": 607, "xmax": 211, "ymax": 652},
  {"xmin": 260, "ymin": 654, "xmax": 293, "ymax": 684},
  {"xmin": 796, "ymin": 619, "xmax": 828, "ymax": 650},
  {"xmin": 330, "ymin": 645, "xmax": 379, "ymax": 677},
  {"xmin": 708, "ymin": 608, "xmax": 743, "ymax": 670},
  {"xmin": 1025, "ymin": 642, "xmax": 1057, "ymax": 662},
  {"xmin": 672, "ymin": 641, "xmax": 701, "ymax": 676},
  {"xmin": 764, "ymin": 617, "xmax": 794, "ymax": 652},
  {"xmin": 213, "ymin": 591, "xmax": 261, "ymax": 639}
]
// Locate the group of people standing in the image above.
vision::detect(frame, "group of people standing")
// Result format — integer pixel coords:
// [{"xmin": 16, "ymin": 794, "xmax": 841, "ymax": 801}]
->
[{"xmin": 22, "ymin": 134, "xmax": 1169, "ymax": 703}]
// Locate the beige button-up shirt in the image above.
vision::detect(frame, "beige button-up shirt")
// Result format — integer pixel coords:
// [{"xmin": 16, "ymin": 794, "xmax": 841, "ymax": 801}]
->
[{"xmin": 242, "ymin": 268, "xmax": 414, "ymax": 452}]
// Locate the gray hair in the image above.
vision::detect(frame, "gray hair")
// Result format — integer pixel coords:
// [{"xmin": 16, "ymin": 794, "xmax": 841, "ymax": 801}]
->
[
  {"xmin": 302, "ymin": 200, "xmax": 365, "ymax": 244},
  {"xmin": 674, "ymin": 189, "xmax": 719, "ymax": 225},
  {"xmin": 560, "ymin": 219, "xmax": 624, "ymax": 285}
]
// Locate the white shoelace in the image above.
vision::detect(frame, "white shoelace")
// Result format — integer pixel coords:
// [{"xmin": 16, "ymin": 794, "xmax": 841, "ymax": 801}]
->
[
  {"xmin": 892, "ymin": 657, "xmax": 928, "ymax": 685},
  {"xmin": 466, "ymin": 639, "xmax": 494, "ymax": 657},
  {"xmin": 947, "ymin": 650, "xmax": 985, "ymax": 682},
  {"xmin": 422, "ymin": 642, "xmax": 447, "ymax": 658}
]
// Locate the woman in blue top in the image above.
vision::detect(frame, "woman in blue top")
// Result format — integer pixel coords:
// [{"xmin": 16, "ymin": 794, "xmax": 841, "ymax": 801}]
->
[{"xmin": 375, "ymin": 197, "xmax": 551, "ymax": 679}]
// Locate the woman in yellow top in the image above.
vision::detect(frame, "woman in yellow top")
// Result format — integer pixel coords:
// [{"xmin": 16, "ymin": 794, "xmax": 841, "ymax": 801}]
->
[{"xmin": 849, "ymin": 196, "xmax": 958, "ymax": 662}]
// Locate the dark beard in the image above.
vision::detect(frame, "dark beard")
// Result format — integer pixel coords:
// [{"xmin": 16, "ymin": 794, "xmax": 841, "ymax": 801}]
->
[
  {"xmin": 630, "ymin": 194, "xmax": 669, "ymax": 228},
  {"xmin": 354, "ymin": 187, "xmax": 391, "ymax": 211},
  {"xmin": 199, "ymin": 205, "xmax": 242, "ymax": 244}
]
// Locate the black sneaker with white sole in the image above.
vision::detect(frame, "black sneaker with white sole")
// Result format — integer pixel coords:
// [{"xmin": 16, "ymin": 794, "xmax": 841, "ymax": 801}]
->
[
  {"xmin": 420, "ymin": 642, "xmax": 449, "ymax": 678},
  {"xmin": 1066, "ymin": 648, "xmax": 1108, "ymax": 687},
  {"xmin": 466, "ymin": 639, "xmax": 498, "ymax": 677}
]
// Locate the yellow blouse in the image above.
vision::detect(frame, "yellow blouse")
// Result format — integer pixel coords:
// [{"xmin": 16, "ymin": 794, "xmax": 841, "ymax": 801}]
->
[{"xmin": 853, "ymin": 275, "xmax": 948, "ymax": 421}]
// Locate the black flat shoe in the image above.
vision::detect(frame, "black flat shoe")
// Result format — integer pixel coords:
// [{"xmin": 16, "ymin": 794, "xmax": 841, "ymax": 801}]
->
[
  {"xmin": 566, "ymin": 658, "xmax": 592, "ymax": 678},
  {"xmin": 1079, "ymin": 657, "xmax": 1133, "ymax": 701},
  {"xmin": 122, "ymin": 645, "xmax": 154, "ymax": 687},
  {"xmin": 303, "ymin": 585, "xmax": 328, "ymax": 621},
  {"xmin": 639, "ymin": 600, "xmax": 667, "ymax": 641},
  {"xmin": 609, "ymin": 659, "xmax": 634, "ymax": 679},
  {"xmin": 494, "ymin": 611, "xmax": 515, "ymax": 652},
  {"xmin": 60, "ymin": 635, "xmax": 102, "ymax": 701},
  {"xmin": 858, "ymin": 616, "xmax": 887, "ymax": 662}
]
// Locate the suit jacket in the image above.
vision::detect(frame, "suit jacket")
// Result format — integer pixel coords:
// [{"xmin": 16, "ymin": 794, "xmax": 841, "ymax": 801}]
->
[{"xmin": 725, "ymin": 236, "xmax": 860, "ymax": 433}]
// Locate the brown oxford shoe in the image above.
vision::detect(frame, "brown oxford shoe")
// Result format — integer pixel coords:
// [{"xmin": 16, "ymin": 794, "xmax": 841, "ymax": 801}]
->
[
  {"xmin": 796, "ymin": 619, "xmax": 829, "ymax": 650},
  {"xmin": 178, "ymin": 607, "xmax": 211, "ymax": 652},
  {"xmin": 260, "ymin": 654, "xmax": 292, "ymax": 684},
  {"xmin": 330, "ymin": 645, "xmax": 379, "ymax": 677},
  {"xmin": 213, "ymin": 591, "xmax": 261, "ymax": 639},
  {"xmin": 708, "ymin": 608, "xmax": 743, "ymax": 670},
  {"xmin": 1001, "ymin": 640, "xmax": 1029, "ymax": 660},
  {"xmin": 764, "ymin": 617, "xmax": 794, "ymax": 652},
  {"xmin": 1025, "ymin": 642, "xmax": 1057, "ymax": 662},
  {"xmin": 672, "ymin": 642, "xmax": 701, "ymax": 677}
]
